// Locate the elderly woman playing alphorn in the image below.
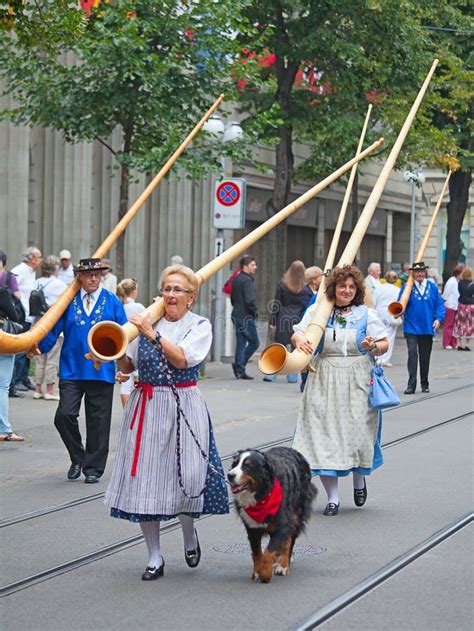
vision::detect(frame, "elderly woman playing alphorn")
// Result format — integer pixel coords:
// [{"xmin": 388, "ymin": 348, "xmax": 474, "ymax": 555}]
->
[{"xmin": 104, "ymin": 265, "xmax": 229, "ymax": 580}]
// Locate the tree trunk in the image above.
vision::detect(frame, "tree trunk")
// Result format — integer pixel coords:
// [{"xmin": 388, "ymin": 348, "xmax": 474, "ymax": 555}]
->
[
  {"xmin": 442, "ymin": 169, "xmax": 471, "ymax": 284},
  {"xmin": 265, "ymin": 42, "xmax": 299, "ymax": 296}
]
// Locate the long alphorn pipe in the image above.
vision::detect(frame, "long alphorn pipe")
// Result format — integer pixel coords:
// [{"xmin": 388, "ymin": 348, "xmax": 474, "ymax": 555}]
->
[
  {"xmin": 0, "ymin": 94, "xmax": 225, "ymax": 355},
  {"xmin": 309, "ymin": 104, "xmax": 373, "ymax": 321},
  {"xmin": 259, "ymin": 58, "xmax": 439, "ymax": 376},
  {"xmin": 85, "ymin": 138, "xmax": 385, "ymax": 366},
  {"xmin": 388, "ymin": 169, "xmax": 452, "ymax": 316}
]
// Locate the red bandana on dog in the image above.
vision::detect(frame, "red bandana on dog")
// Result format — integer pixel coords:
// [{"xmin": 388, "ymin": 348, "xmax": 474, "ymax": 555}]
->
[{"xmin": 244, "ymin": 478, "xmax": 283, "ymax": 523}]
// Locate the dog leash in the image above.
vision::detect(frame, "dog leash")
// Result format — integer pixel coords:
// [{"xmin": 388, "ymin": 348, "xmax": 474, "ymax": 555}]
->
[{"xmin": 154, "ymin": 336, "xmax": 228, "ymax": 499}]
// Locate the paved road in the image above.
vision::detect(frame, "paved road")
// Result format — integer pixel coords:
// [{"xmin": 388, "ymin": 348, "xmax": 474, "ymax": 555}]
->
[{"xmin": 1, "ymin": 336, "xmax": 473, "ymax": 630}]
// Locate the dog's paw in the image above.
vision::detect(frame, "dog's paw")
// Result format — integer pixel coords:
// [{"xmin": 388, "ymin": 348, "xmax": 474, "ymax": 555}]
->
[
  {"xmin": 252, "ymin": 571, "xmax": 259, "ymax": 580},
  {"xmin": 273, "ymin": 563, "xmax": 290, "ymax": 576}
]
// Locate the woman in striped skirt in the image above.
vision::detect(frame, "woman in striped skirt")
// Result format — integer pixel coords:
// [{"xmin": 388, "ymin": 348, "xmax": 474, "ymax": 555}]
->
[{"xmin": 104, "ymin": 265, "xmax": 229, "ymax": 580}]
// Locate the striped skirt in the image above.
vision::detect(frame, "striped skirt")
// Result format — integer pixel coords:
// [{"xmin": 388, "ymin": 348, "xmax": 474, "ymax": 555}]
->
[{"xmin": 104, "ymin": 384, "xmax": 229, "ymax": 519}]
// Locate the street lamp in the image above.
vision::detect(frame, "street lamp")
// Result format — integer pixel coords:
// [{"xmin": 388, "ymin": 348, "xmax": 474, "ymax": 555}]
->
[
  {"xmin": 203, "ymin": 114, "xmax": 244, "ymax": 362},
  {"xmin": 403, "ymin": 170, "xmax": 426, "ymax": 263}
]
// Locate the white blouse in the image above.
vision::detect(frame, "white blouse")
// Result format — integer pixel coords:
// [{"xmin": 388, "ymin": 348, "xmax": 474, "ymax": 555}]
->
[
  {"xmin": 127, "ymin": 310, "xmax": 212, "ymax": 368},
  {"xmin": 293, "ymin": 303, "xmax": 387, "ymax": 341}
]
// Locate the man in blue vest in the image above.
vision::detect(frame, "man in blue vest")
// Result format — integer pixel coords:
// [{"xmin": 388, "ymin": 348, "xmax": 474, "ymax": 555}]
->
[
  {"xmin": 400, "ymin": 261, "xmax": 445, "ymax": 395},
  {"xmin": 39, "ymin": 258, "xmax": 127, "ymax": 483}
]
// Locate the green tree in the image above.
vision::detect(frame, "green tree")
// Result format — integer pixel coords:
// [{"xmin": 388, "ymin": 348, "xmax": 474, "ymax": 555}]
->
[
  {"xmin": 0, "ymin": 0, "xmax": 252, "ymax": 278},
  {"xmin": 232, "ymin": 0, "xmax": 471, "ymax": 284}
]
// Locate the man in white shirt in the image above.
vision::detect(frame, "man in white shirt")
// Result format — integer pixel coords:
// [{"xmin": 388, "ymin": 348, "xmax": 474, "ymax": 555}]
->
[
  {"xmin": 101, "ymin": 259, "xmax": 118, "ymax": 294},
  {"xmin": 10, "ymin": 246, "xmax": 43, "ymax": 391},
  {"xmin": 58, "ymin": 249, "xmax": 75, "ymax": 285},
  {"xmin": 365, "ymin": 262, "xmax": 381, "ymax": 296}
]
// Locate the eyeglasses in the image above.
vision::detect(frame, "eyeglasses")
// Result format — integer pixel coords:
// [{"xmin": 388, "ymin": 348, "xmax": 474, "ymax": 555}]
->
[{"xmin": 160, "ymin": 286, "xmax": 192, "ymax": 296}]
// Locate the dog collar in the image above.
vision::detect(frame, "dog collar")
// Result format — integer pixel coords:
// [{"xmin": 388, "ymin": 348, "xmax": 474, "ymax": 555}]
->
[{"xmin": 244, "ymin": 478, "xmax": 283, "ymax": 523}]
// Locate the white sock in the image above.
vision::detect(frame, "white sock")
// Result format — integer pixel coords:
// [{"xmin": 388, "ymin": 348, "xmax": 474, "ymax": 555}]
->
[
  {"xmin": 140, "ymin": 521, "xmax": 162, "ymax": 568},
  {"xmin": 353, "ymin": 473, "xmax": 365, "ymax": 490},
  {"xmin": 179, "ymin": 514, "xmax": 197, "ymax": 550},
  {"xmin": 320, "ymin": 475, "xmax": 339, "ymax": 504}
]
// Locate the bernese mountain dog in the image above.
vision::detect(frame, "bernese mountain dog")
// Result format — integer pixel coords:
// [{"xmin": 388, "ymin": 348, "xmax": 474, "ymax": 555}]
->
[{"xmin": 228, "ymin": 446, "xmax": 317, "ymax": 583}]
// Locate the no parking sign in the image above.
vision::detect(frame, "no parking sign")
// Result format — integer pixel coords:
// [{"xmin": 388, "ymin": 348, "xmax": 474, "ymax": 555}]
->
[{"xmin": 213, "ymin": 178, "xmax": 246, "ymax": 229}]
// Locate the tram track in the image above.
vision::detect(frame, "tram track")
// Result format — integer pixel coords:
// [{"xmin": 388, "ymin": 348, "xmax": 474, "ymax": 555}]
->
[
  {"xmin": 1, "ymin": 382, "xmax": 472, "ymax": 530},
  {"xmin": 293, "ymin": 512, "xmax": 473, "ymax": 629},
  {"xmin": 0, "ymin": 407, "xmax": 471, "ymax": 599}
]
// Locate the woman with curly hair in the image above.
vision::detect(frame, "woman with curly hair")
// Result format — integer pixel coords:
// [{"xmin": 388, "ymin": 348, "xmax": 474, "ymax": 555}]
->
[
  {"xmin": 453, "ymin": 267, "xmax": 473, "ymax": 351},
  {"xmin": 291, "ymin": 265, "xmax": 388, "ymax": 516}
]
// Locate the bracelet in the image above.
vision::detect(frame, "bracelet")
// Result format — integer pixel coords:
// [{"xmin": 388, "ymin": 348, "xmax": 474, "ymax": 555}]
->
[{"xmin": 149, "ymin": 332, "xmax": 162, "ymax": 347}]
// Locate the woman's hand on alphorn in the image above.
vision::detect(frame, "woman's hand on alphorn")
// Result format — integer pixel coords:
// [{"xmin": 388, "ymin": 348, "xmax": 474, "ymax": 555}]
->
[
  {"xmin": 116, "ymin": 371, "xmax": 131, "ymax": 383},
  {"xmin": 129, "ymin": 313, "xmax": 155, "ymax": 341},
  {"xmin": 361, "ymin": 336, "xmax": 375, "ymax": 351},
  {"xmin": 294, "ymin": 334, "xmax": 314, "ymax": 356}
]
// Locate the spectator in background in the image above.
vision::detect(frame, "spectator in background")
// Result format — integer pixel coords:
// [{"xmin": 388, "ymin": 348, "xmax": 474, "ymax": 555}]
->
[
  {"xmin": 442, "ymin": 265, "xmax": 462, "ymax": 350},
  {"xmin": 453, "ymin": 267, "xmax": 473, "ymax": 352},
  {"xmin": 301, "ymin": 266, "xmax": 323, "ymax": 312},
  {"xmin": 427, "ymin": 267, "xmax": 443, "ymax": 289},
  {"xmin": 365, "ymin": 262, "xmax": 381, "ymax": 296},
  {"xmin": 170, "ymin": 254, "xmax": 184, "ymax": 265},
  {"xmin": 101, "ymin": 259, "xmax": 118, "ymax": 294},
  {"xmin": 11, "ymin": 246, "xmax": 43, "ymax": 393},
  {"xmin": 264, "ymin": 260, "xmax": 307, "ymax": 384},
  {"xmin": 231, "ymin": 255, "xmax": 259, "ymax": 380},
  {"xmin": 374, "ymin": 270, "xmax": 402, "ymax": 366},
  {"xmin": 0, "ymin": 250, "xmax": 24, "ymax": 440},
  {"xmin": 33, "ymin": 255, "xmax": 67, "ymax": 401},
  {"xmin": 399, "ymin": 262, "xmax": 410, "ymax": 284},
  {"xmin": 58, "ymin": 249, "xmax": 74, "ymax": 285},
  {"xmin": 116, "ymin": 278, "xmax": 145, "ymax": 407}
]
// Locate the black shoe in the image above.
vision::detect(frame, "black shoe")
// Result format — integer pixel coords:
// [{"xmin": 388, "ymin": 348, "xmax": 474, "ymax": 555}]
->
[
  {"xmin": 323, "ymin": 502, "xmax": 339, "ymax": 516},
  {"xmin": 231, "ymin": 363, "xmax": 239, "ymax": 379},
  {"xmin": 240, "ymin": 373, "xmax": 254, "ymax": 380},
  {"xmin": 354, "ymin": 480, "xmax": 367, "ymax": 507},
  {"xmin": 67, "ymin": 463, "xmax": 82, "ymax": 480},
  {"xmin": 15, "ymin": 383, "xmax": 28, "ymax": 392},
  {"xmin": 404, "ymin": 388, "xmax": 415, "ymax": 395},
  {"xmin": 141, "ymin": 560, "xmax": 165, "ymax": 581},
  {"xmin": 9, "ymin": 390, "xmax": 25, "ymax": 398},
  {"xmin": 422, "ymin": 387, "xmax": 430, "ymax": 393},
  {"xmin": 22, "ymin": 381, "xmax": 35, "ymax": 391},
  {"xmin": 184, "ymin": 532, "xmax": 201, "ymax": 568},
  {"xmin": 84, "ymin": 474, "xmax": 100, "ymax": 484}
]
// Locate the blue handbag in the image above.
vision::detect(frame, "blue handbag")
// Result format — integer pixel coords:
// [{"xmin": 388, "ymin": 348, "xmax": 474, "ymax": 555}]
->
[{"xmin": 369, "ymin": 363, "xmax": 400, "ymax": 410}]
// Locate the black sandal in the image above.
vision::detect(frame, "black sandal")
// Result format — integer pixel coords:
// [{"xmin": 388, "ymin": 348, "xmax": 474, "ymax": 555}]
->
[{"xmin": 354, "ymin": 480, "xmax": 367, "ymax": 507}]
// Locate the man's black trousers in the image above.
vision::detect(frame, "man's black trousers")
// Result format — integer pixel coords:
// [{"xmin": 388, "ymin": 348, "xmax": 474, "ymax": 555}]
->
[
  {"xmin": 405, "ymin": 333, "xmax": 433, "ymax": 391},
  {"xmin": 54, "ymin": 379, "xmax": 114, "ymax": 477}
]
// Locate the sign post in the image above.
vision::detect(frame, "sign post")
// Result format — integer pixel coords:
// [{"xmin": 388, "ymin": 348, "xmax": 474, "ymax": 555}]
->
[{"xmin": 212, "ymin": 179, "xmax": 246, "ymax": 361}]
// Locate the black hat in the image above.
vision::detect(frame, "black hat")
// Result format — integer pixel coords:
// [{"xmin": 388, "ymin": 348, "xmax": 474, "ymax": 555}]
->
[
  {"xmin": 409, "ymin": 261, "xmax": 428, "ymax": 271},
  {"xmin": 75, "ymin": 258, "xmax": 110, "ymax": 273}
]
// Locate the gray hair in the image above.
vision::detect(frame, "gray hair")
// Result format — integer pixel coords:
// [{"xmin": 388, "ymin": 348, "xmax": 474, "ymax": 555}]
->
[
  {"xmin": 22, "ymin": 246, "xmax": 40, "ymax": 263},
  {"xmin": 367, "ymin": 262, "xmax": 381, "ymax": 273},
  {"xmin": 41, "ymin": 255, "xmax": 60, "ymax": 277}
]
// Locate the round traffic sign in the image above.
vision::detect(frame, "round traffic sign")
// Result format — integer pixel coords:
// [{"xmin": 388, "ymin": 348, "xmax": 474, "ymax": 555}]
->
[{"xmin": 216, "ymin": 181, "xmax": 241, "ymax": 207}]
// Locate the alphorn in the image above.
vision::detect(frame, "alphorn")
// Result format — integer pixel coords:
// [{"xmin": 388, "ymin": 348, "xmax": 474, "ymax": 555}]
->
[
  {"xmin": 85, "ymin": 138, "xmax": 385, "ymax": 366},
  {"xmin": 0, "ymin": 94, "xmax": 226, "ymax": 355},
  {"xmin": 388, "ymin": 170, "xmax": 452, "ymax": 316},
  {"xmin": 258, "ymin": 59, "xmax": 439, "ymax": 376},
  {"xmin": 304, "ymin": 104, "xmax": 373, "ymax": 323}
]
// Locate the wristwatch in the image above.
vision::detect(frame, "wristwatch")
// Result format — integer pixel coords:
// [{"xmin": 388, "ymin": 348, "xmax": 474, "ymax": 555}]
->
[{"xmin": 149, "ymin": 332, "xmax": 161, "ymax": 347}]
